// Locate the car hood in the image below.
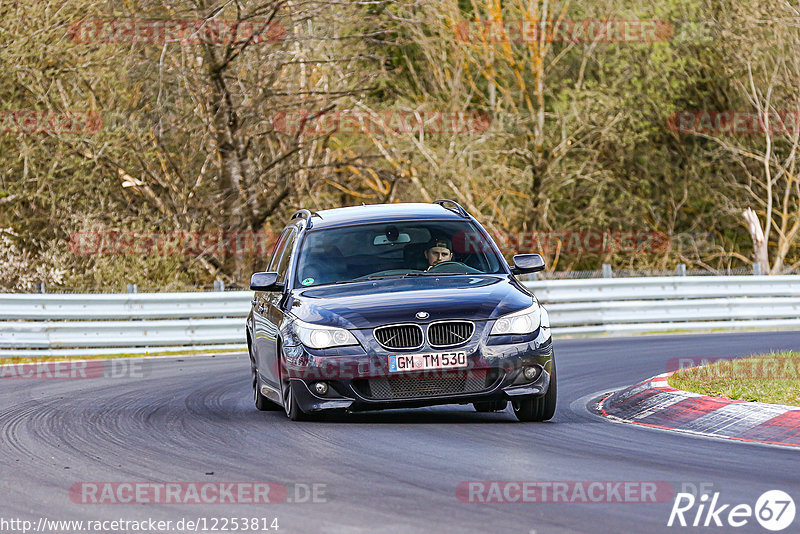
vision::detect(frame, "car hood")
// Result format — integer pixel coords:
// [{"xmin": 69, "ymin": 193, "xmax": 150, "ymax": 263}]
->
[{"xmin": 288, "ymin": 275, "xmax": 533, "ymax": 329}]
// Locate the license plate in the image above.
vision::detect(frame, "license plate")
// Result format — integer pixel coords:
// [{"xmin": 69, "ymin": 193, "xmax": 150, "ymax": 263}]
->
[{"xmin": 388, "ymin": 352, "xmax": 467, "ymax": 372}]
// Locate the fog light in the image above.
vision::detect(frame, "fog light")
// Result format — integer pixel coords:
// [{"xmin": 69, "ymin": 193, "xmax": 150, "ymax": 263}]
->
[
  {"xmin": 314, "ymin": 382, "xmax": 329, "ymax": 395},
  {"xmin": 523, "ymin": 366, "xmax": 539, "ymax": 381}
]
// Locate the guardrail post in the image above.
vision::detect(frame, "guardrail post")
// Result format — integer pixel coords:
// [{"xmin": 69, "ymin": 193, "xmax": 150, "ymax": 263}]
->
[
  {"xmin": 676, "ymin": 264, "xmax": 686, "ymax": 276},
  {"xmin": 35, "ymin": 282, "xmax": 45, "ymax": 293},
  {"xmin": 602, "ymin": 264, "xmax": 613, "ymax": 278},
  {"xmin": 752, "ymin": 262, "xmax": 762, "ymax": 276},
  {"xmin": 214, "ymin": 280, "xmax": 225, "ymax": 292},
  {"xmin": 126, "ymin": 283, "xmax": 137, "ymax": 293}
]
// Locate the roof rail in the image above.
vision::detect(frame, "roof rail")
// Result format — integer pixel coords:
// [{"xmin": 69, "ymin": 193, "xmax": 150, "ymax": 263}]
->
[
  {"xmin": 433, "ymin": 199, "xmax": 470, "ymax": 218},
  {"xmin": 291, "ymin": 208, "xmax": 314, "ymax": 228}
]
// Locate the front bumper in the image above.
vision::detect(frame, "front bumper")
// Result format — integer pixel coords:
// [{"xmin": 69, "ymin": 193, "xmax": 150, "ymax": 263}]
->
[{"xmin": 275, "ymin": 323, "xmax": 554, "ymax": 414}]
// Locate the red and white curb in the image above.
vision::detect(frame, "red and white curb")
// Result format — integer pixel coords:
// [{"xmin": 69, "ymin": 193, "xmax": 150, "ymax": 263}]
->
[{"xmin": 598, "ymin": 372, "xmax": 800, "ymax": 448}]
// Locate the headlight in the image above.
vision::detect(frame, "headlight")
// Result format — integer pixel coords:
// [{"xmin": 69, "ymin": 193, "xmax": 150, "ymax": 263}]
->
[
  {"xmin": 489, "ymin": 300, "xmax": 541, "ymax": 335},
  {"xmin": 291, "ymin": 318, "xmax": 359, "ymax": 349}
]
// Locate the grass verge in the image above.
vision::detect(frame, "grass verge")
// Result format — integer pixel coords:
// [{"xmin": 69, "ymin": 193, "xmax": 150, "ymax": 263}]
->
[
  {"xmin": 668, "ymin": 351, "xmax": 800, "ymax": 407},
  {"xmin": 0, "ymin": 347, "xmax": 245, "ymax": 365}
]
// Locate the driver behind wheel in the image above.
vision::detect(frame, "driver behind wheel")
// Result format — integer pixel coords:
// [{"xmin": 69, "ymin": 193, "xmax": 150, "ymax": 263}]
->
[{"xmin": 424, "ymin": 237, "xmax": 452, "ymax": 271}]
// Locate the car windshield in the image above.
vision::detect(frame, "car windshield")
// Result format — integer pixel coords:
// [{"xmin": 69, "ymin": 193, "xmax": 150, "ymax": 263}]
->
[{"xmin": 294, "ymin": 220, "xmax": 505, "ymax": 288}]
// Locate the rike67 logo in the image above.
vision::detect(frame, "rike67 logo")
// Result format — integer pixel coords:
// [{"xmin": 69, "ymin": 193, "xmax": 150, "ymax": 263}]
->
[{"xmin": 668, "ymin": 490, "xmax": 796, "ymax": 531}]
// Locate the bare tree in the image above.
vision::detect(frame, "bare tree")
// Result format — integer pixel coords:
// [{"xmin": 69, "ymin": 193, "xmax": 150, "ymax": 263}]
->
[
  {"xmin": 1, "ymin": 0, "xmax": 387, "ymax": 284},
  {"xmin": 689, "ymin": 0, "xmax": 800, "ymax": 273}
]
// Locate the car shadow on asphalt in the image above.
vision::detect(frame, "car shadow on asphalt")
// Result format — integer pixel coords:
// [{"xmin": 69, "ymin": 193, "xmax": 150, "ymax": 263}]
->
[{"xmin": 267, "ymin": 407, "xmax": 557, "ymax": 425}]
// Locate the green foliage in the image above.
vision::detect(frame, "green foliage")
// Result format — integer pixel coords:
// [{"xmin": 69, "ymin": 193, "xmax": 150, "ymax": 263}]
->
[{"xmin": 669, "ymin": 352, "xmax": 800, "ymax": 406}]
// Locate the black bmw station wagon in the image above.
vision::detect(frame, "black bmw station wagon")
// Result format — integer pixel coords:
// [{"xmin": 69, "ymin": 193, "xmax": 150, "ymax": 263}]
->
[{"xmin": 246, "ymin": 200, "xmax": 555, "ymax": 421}]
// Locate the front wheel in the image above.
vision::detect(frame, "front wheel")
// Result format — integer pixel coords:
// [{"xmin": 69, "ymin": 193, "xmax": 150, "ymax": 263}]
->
[
  {"xmin": 282, "ymin": 379, "xmax": 315, "ymax": 421},
  {"xmin": 512, "ymin": 360, "xmax": 557, "ymax": 422}
]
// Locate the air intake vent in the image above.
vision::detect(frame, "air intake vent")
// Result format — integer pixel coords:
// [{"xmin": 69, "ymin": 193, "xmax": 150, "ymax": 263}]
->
[
  {"xmin": 374, "ymin": 324, "xmax": 424, "ymax": 350},
  {"xmin": 353, "ymin": 369, "xmax": 500, "ymax": 400},
  {"xmin": 428, "ymin": 321, "xmax": 474, "ymax": 348}
]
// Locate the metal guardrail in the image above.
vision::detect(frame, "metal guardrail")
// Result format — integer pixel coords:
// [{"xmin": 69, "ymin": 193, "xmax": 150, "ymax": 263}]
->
[
  {"xmin": 0, "ymin": 292, "xmax": 249, "ymax": 320},
  {"xmin": 537, "ymin": 275, "xmax": 800, "ymax": 335},
  {"xmin": 1, "ymin": 275, "xmax": 799, "ymax": 356}
]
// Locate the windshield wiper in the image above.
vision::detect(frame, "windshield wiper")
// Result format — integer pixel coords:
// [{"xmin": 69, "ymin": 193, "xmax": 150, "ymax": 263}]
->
[
  {"xmin": 364, "ymin": 272, "xmax": 465, "ymax": 280},
  {"xmin": 363, "ymin": 273, "xmax": 420, "ymax": 280}
]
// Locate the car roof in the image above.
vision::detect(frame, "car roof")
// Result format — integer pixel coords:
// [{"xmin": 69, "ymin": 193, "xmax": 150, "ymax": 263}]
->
[{"xmin": 302, "ymin": 203, "xmax": 466, "ymax": 230}]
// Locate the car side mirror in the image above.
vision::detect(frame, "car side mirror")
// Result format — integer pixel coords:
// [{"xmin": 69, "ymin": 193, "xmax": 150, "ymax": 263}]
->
[
  {"xmin": 250, "ymin": 272, "xmax": 282, "ymax": 291},
  {"xmin": 510, "ymin": 254, "xmax": 545, "ymax": 274}
]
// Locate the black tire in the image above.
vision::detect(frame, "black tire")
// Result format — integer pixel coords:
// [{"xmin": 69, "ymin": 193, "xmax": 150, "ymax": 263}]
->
[
  {"xmin": 276, "ymin": 340, "xmax": 315, "ymax": 421},
  {"xmin": 282, "ymin": 379, "xmax": 314, "ymax": 421},
  {"xmin": 252, "ymin": 360, "xmax": 282, "ymax": 411},
  {"xmin": 473, "ymin": 400, "xmax": 508, "ymax": 412},
  {"xmin": 512, "ymin": 360, "xmax": 557, "ymax": 422}
]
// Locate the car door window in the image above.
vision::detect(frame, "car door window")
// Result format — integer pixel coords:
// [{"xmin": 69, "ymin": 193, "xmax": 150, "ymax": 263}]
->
[
  {"xmin": 275, "ymin": 227, "xmax": 297, "ymax": 284},
  {"xmin": 268, "ymin": 228, "xmax": 292, "ymax": 272}
]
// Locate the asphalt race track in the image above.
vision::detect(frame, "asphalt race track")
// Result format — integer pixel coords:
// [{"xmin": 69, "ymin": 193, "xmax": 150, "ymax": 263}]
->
[{"xmin": 2, "ymin": 331, "xmax": 800, "ymax": 534}]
